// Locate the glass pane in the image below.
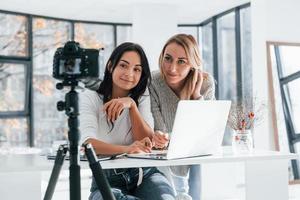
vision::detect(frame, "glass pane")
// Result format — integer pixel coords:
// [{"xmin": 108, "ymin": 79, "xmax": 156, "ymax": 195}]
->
[
  {"xmin": 0, "ymin": 118, "xmax": 28, "ymax": 147},
  {"xmin": 33, "ymin": 18, "xmax": 72, "ymax": 74},
  {"xmin": 240, "ymin": 7, "xmax": 252, "ymax": 99},
  {"xmin": 284, "ymin": 79, "xmax": 300, "ymax": 133},
  {"xmin": 116, "ymin": 25, "xmax": 132, "ymax": 45},
  {"xmin": 33, "ymin": 18, "xmax": 72, "ymax": 147},
  {"xmin": 199, "ymin": 23, "xmax": 214, "ymax": 76},
  {"xmin": 75, "ymin": 23, "xmax": 114, "ymax": 66},
  {"xmin": 217, "ymin": 12, "xmax": 237, "ymax": 101},
  {"xmin": 0, "ymin": 63, "xmax": 26, "ymax": 111},
  {"xmin": 0, "ymin": 13, "xmax": 28, "ymax": 56},
  {"xmin": 279, "ymin": 46, "xmax": 300, "ymax": 77},
  {"xmin": 177, "ymin": 26, "xmax": 198, "ymax": 40}
]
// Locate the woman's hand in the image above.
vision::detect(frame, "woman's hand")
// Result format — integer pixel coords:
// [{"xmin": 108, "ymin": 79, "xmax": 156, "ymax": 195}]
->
[
  {"xmin": 125, "ymin": 137, "xmax": 152, "ymax": 154},
  {"xmin": 191, "ymin": 70, "xmax": 204, "ymax": 100},
  {"xmin": 103, "ymin": 97, "xmax": 136, "ymax": 122},
  {"xmin": 152, "ymin": 131, "xmax": 169, "ymax": 149}
]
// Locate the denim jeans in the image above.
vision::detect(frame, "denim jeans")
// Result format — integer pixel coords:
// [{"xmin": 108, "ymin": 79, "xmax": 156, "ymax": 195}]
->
[
  {"xmin": 89, "ymin": 167, "xmax": 175, "ymax": 200},
  {"xmin": 172, "ymin": 165, "xmax": 201, "ymax": 200}
]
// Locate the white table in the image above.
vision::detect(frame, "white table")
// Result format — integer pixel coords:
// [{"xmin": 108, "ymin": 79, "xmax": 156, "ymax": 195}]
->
[{"xmin": 0, "ymin": 148, "xmax": 297, "ymax": 200}]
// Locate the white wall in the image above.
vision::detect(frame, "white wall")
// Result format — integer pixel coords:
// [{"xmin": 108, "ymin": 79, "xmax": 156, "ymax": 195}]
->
[
  {"xmin": 132, "ymin": 3, "xmax": 178, "ymax": 71},
  {"xmin": 266, "ymin": 0, "xmax": 300, "ymax": 42},
  {"xmin": 251, "ymin": 0, "xmax": 300, "ymax": 150}
]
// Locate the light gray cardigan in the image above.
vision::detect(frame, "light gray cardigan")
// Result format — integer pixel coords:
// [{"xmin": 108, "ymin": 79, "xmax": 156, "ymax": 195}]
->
[
  {"xmin": 149, "ymin": 70, "xmax": 215, "ymax": 133},
  {"xmin": 149, "ymin": 70, "xmax": 216, "ymax": 176}
]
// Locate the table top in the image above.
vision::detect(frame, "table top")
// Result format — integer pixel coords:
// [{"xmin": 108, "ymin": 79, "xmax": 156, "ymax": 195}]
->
[{"xmin": 0, "ymin": 148, "xmax": 298, "ymax": 173}]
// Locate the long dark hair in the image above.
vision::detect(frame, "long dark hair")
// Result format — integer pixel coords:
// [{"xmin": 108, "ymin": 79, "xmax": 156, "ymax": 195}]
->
[{"xmin": 97, "ymin": 42, "xmax": 151, "ymax": 106}]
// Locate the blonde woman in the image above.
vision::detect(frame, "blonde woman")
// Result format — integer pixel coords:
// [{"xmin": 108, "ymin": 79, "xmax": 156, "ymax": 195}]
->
[{"xmin": 150, "ymin": 34, "xmax": 215, "ymax": 200}]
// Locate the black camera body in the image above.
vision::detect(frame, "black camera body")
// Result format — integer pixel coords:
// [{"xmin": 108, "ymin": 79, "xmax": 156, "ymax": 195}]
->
[{"xmin": 53, "ymin": 41, "xmax": 99, "ymax": 80}]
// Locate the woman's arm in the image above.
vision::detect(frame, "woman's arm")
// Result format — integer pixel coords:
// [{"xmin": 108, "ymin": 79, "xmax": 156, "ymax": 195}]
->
[
  {"xmin": 191, "ymin": 71, "xmax": 216, "ymax": 100},
  {"xmin": 102, "ymin": 95, "xmax": 154, "ymax": 141},
  {"xmin": 148, "ymin": 83, "xmax": 170, "ymax": 149},
  {"xmin": 85, "ymin": 138, "xmax": 152, "ymax": 155},
  {"xmin": 148, "ymin": 83, "xmax": 167, "ymax": 132},
  {"xmin": 86, "ymin": 138, "xmax": 128, "ymax": 154},
  {"xmin": 129, "ymin": 95, "xmax": 154, "ymax": 141},
  {"xmin": 191, "ymin": 70, "xmax": 204, "ymax": 100},
  {"xmin": 79, "ymin": 90, "xmax": 101, "ymax": 145}
]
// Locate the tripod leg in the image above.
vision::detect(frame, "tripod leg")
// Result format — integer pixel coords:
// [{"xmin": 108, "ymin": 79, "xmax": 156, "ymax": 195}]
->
[
  {"xmin": 44, "ymin": 144, "xmax": 68, "ymax": 200},
  {"xmin": 84, "ymin": 143, "xmax": 116, "ymax": 200}
]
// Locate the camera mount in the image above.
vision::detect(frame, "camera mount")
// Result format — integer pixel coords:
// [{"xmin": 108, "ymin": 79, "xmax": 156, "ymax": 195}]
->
[{"xmin": 43, "ymin": 81, "xmax": 115, "ymax": 200}]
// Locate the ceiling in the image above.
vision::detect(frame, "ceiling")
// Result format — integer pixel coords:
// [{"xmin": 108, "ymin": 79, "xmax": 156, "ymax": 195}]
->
[{"xmin": 0, "ymin": 0, "xmax": 250, "ymax": 24}]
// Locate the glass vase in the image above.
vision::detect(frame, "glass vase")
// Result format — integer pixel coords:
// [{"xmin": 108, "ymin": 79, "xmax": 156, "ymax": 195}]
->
[{"xmin": 232, "ymin": 129, "xmax": 253, "ymax": 154}]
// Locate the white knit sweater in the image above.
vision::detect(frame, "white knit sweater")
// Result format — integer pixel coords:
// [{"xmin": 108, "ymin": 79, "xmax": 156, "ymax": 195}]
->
[{"xmin": 79, "ymin": 89, "xmax": 154, "ymax": 146}]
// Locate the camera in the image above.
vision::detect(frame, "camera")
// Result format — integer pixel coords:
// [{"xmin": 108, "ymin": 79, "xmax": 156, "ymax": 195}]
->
[{"xmin": 53, "ymin": 41, "xmax": 99, "ymax": 80}]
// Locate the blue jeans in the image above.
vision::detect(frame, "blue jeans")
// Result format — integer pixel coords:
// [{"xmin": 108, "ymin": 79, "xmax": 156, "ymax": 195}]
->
[
  {"xmin": 172, "ymin": 165, "xmax": 201, "ymax": 200},
  {"xmin": 89, "ymin": 167, "xmax": 175, "ymax": 200}
]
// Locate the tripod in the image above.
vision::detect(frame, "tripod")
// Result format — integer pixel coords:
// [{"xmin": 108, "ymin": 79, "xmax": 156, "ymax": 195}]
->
[{"xmin": 43, "ymin": 80, "xmax": 115, "ymax": 200}]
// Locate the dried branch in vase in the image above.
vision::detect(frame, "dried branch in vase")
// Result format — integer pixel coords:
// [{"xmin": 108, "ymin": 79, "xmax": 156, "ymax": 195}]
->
[{"xmin": 227, "ymin": 98, "xmax": 265, "ymax": 131}]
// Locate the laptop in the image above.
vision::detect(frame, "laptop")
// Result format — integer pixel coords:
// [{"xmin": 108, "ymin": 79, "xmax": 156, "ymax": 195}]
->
[{"xmin": 127, "ymin": 100, "xmax": 231, "ymax": 160}]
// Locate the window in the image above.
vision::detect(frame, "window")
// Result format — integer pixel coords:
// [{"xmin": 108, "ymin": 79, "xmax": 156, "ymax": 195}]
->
[
  {"xmin": 215, "ymin": 12, "xmax": 238, "ymax": 145},
  {"xmin": 189, "ymin": 3, "xmax": 252, "ymax": 145},
  {"xmin": 0, "ymin": 12, "xmax": 30, "ymax": 147},
  {"xmin": 0, "ymin": 10, "xmax": 131, "ymax": 147},
  {"xmin": 178, "ymin": 3, "xmax": 251, "ymax": 104}
]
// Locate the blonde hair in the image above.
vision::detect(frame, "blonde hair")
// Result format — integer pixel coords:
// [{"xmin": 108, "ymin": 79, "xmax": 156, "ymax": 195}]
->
[{"xmin": 159, "ymin": 34, "xmax": 203, "ymax": 100}]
